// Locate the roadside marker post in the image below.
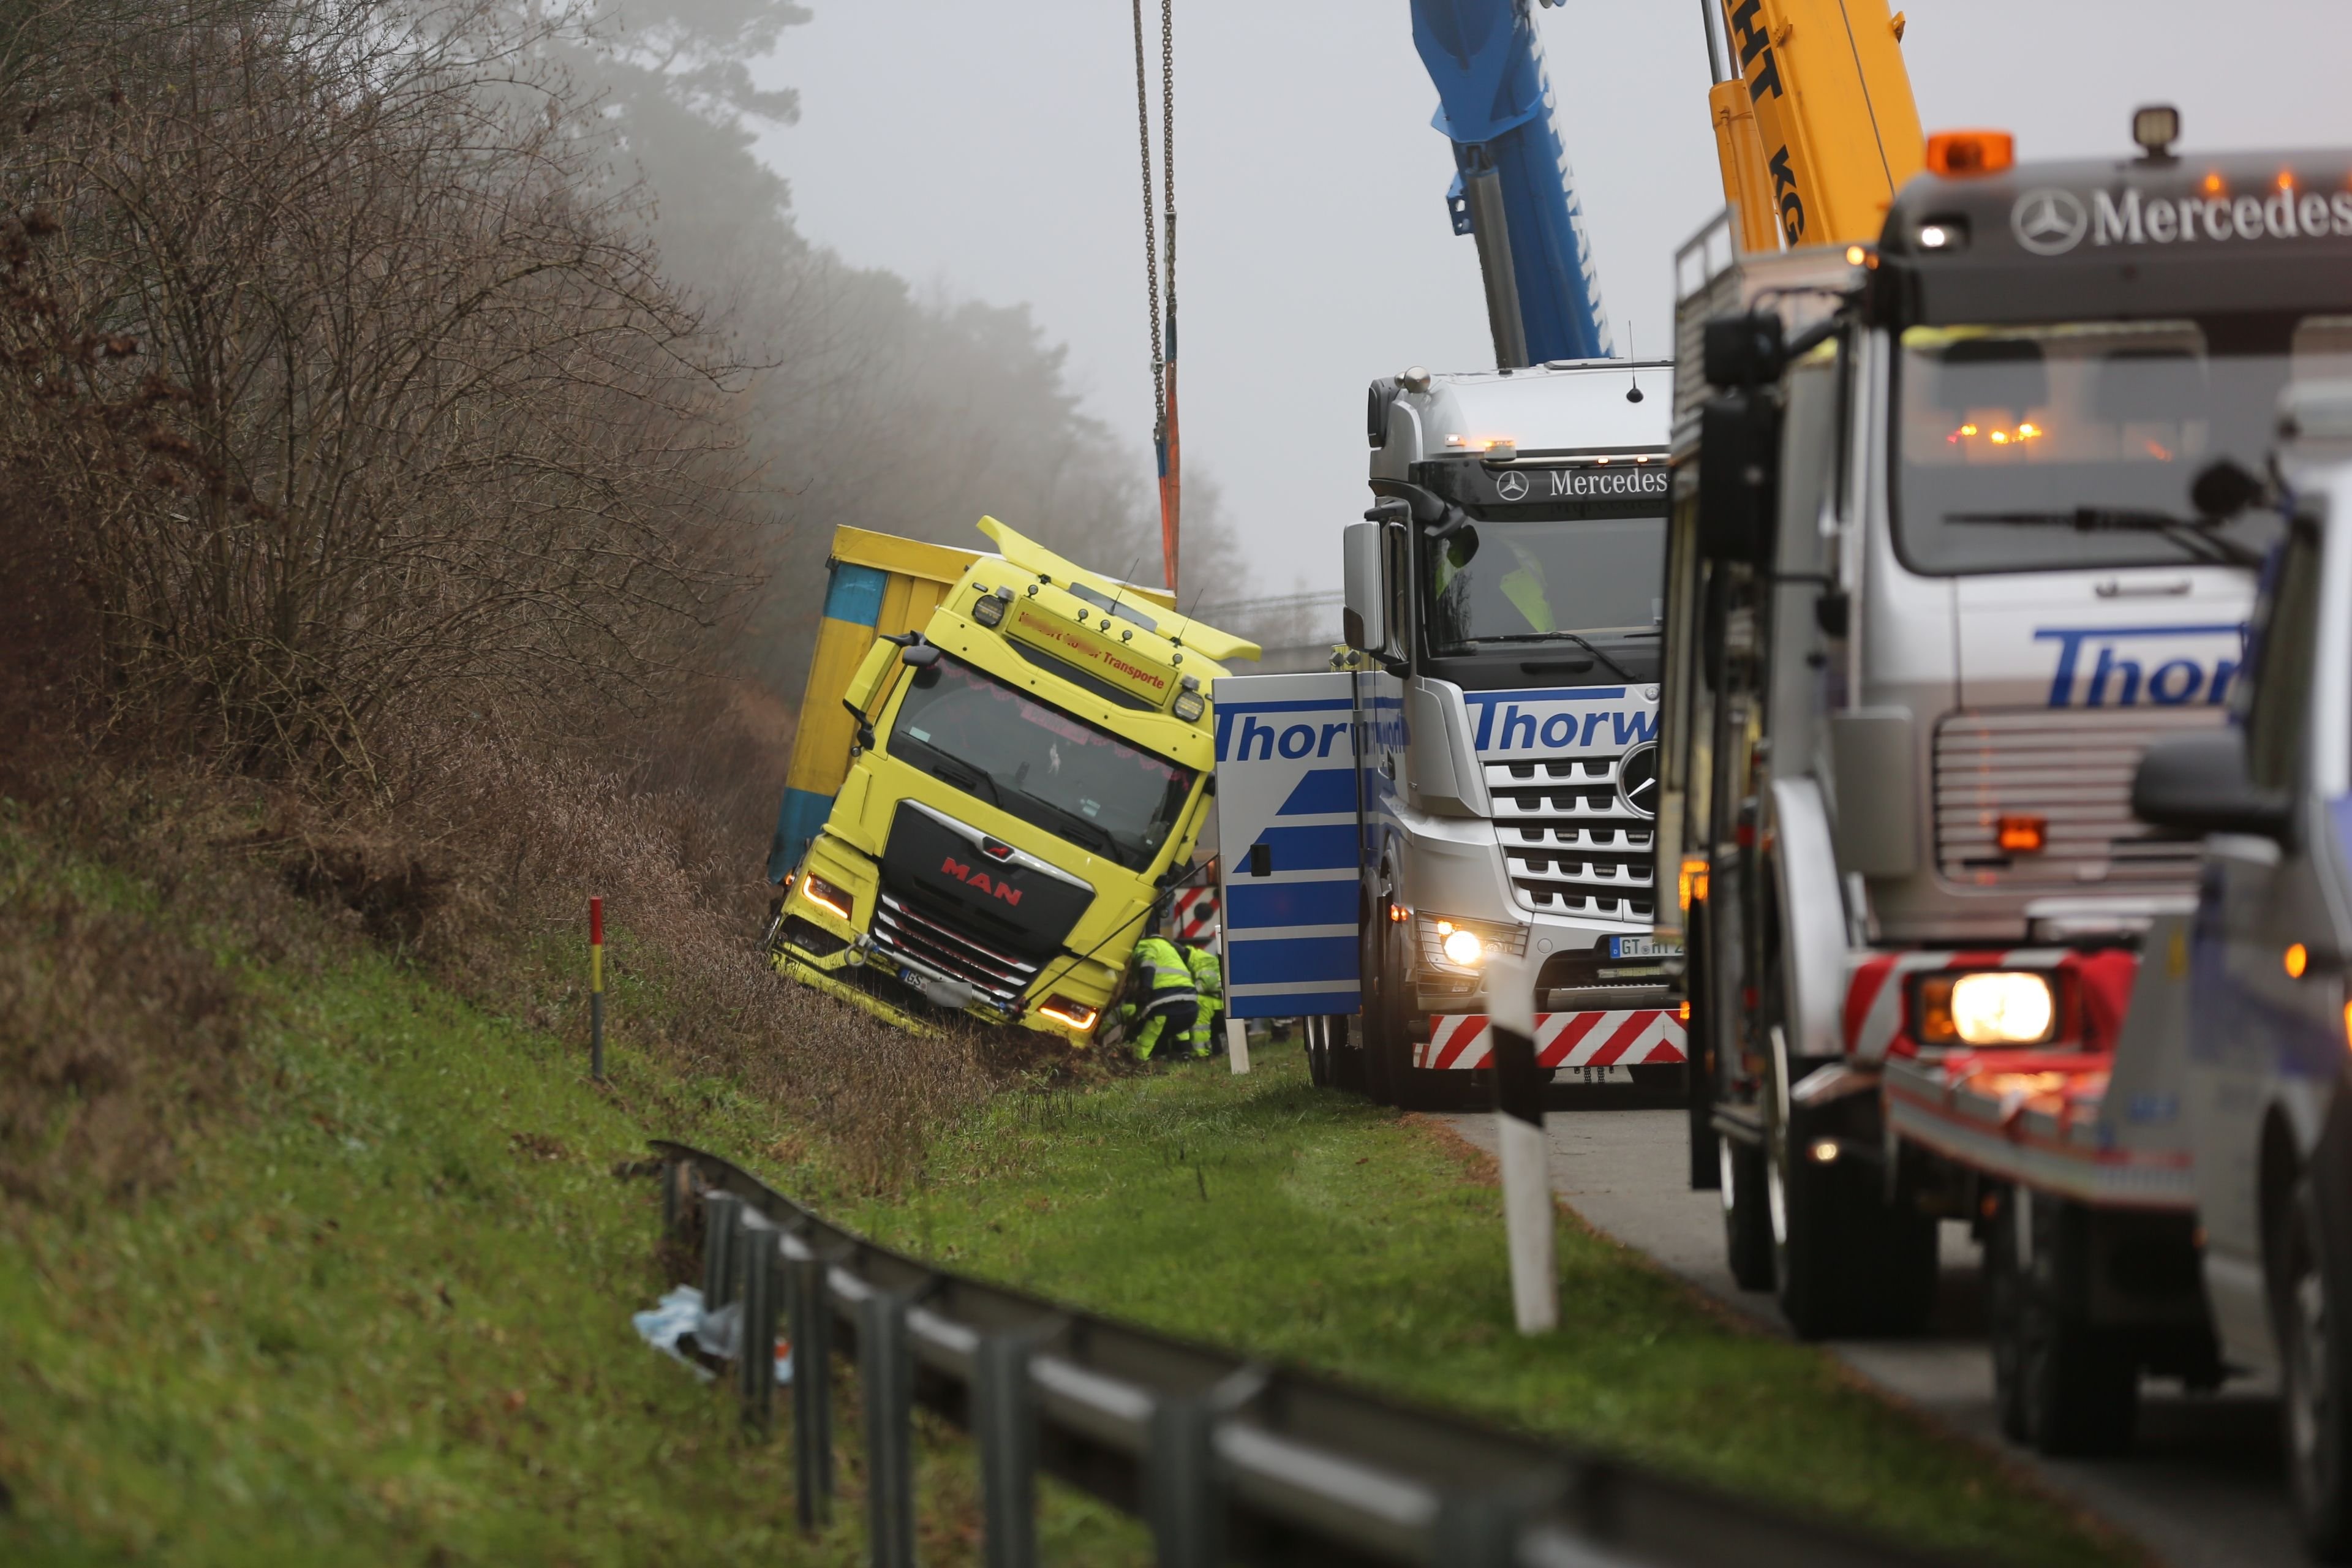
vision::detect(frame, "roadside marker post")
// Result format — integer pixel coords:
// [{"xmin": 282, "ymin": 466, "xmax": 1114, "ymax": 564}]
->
[
  {"xmin": 589, "ymin": 895, "xmax": 606, "ymax": 1082},
  {"xmin": 1226, "ymin": 1017, "xmax": 1250, "ymax": 1074},
  {"xmin": 1486, "ymin": 954, "xmax": 1558, "ymax": 1335}
]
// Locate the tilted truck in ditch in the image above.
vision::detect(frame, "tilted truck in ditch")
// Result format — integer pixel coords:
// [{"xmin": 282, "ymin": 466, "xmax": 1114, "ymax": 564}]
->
[
  {"xmin": 763, "ymin": 518, "xmax": 1257, "ymax": 1042},
  {"xmin": 1656, "ymin": 113, "xmax": 2352, "ymax": 1347}
]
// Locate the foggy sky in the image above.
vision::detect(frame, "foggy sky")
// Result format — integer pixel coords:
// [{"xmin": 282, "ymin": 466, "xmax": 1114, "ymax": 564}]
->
[{"xmin": 750, "ymin": 0, "xmax": 2345, "ymax": 600}]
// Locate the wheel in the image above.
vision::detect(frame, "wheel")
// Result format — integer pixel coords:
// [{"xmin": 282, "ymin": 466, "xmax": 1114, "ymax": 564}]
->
[
  {"xmin": 2277, "ymin": 1172, "xmax": 2352, "ymax": 1556},
  {"xmin": 1721, "ymin": 1135, "xmax": 1774, "ymax": 1291},
  {"xmin": 1770, "ymin": 1096, "xmax": 1938, "ymax": 1339},
  {"xmin": 1304, "ymin": 1017, "xmax": 1332, "ymax": 1087},
  {"xmin": 1360, "ymin": 897, "xmax": 1417, "ymax": 1107},
  {"xmin": 1988, "ymin": 1188, "xmax": 2137, "ymax": 1456}
]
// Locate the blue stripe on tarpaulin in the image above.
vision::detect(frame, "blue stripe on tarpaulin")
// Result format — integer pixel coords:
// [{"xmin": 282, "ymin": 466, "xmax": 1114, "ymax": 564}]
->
[
  {"xmin": 766, "ymin": 786, "xmax": 835, "ymax": 883},
  {"xmin": 1278, "ymin": 768, "xmax": 1355, "ymax": 816},
  {"xmin": 1232, "ymin": 989, "xmax": 1360, "ymax": 1020},
  {"xmin": 823, "ymin": 562, "xmax": 889, "ymax": 627},
  {"xmin": 1254, "ymin": 824, "xmax": 1356, "ymax": 872},
  {"xmin": 1229, "ymin": 935, "xmax": 1358, "ymax": 985},
  {"xmin": 1227, "ymin": 879, "xmax": 1355, "ymax": 930}
]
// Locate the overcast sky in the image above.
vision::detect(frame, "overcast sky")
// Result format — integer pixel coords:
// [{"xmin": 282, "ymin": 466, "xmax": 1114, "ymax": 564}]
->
[{"xmin": 750, "ymin": 0, "xmax": 2343, "ymax": 601}]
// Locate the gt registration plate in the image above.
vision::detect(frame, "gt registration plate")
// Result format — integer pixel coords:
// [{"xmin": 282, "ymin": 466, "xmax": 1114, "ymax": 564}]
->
[
  {"xmin": 1554, "ymin": 1066, "xmax": 1635, "ymax": 1085},
  {"xmin": 1609, "ymin": 935, "xmax": 1683, "ymax": 960}
]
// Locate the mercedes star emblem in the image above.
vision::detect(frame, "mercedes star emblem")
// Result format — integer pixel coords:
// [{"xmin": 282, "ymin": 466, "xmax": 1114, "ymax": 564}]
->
[
  {"xmin": 2010, "ymin": 188, "xmax": 2089, "ymax": 256},
  {"xmin": 1615, "ymin": 741, "xmax": 1660, "ymax": 820},
  {"xmin": 1494, "ymin": 470, "xmax": 1530, "ymax": 502}
]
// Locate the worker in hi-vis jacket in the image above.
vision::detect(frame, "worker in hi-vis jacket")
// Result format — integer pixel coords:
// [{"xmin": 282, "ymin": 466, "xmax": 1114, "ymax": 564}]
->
[
  {"xmin": 1117, "ymin": 930, "xmax": 1198, "ymax": 1062},
  {"xmin": 1182, "ymin": 938, "xmax": 1223, "ymax": 1057}
]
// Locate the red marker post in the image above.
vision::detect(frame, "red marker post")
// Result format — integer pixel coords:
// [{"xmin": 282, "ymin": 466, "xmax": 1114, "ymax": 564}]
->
[{"xmin": 589, "ymin": 896, "xmax": 606, "ymax": 1082}]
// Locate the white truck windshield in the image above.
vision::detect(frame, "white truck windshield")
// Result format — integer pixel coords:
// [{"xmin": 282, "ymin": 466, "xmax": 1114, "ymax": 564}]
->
[
  {"xmin": 1422, "ymin": 511, "xmax": 1665, "ymax": 674},
  {"xmin": 1895, "ymin": 316, "xmax": 2352, "ymax": 573},
  {"xmin": 889, "ymin": 655, "xmax": 1196, "ymax": 871}
]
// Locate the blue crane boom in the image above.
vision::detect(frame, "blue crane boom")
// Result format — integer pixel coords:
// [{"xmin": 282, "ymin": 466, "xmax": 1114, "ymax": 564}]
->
[{"xmin": 1409, "ymin": 0, "xmax": 1613, "ymax": 367}]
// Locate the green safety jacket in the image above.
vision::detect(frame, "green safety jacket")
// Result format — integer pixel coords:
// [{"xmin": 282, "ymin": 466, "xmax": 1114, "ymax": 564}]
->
[
  {"xmin": 1129, "ymin": 936, "xmax": 1197, "ymax": 1014},
  {"xmin": 1183, "ymin": 943, "xmax": 1221, "ymax": 1005}
]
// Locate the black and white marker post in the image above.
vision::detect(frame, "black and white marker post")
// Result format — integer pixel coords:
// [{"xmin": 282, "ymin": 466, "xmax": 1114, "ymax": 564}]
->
[{"xmin": 1485, "ymin": 954, "xmax": 1557, "ymax": 1334}]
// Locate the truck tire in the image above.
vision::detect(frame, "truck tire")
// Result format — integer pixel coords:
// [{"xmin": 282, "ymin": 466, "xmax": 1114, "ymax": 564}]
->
[
  {"xmin": 1721, "ymin": 1136, "xmax": 1774, "ymax": 1291},
  {"xmin": 1770, "ymin": 1106, "xmax": 1937, "ymax": 1339},
  {"xmin": 2277, "ymin": 1171, "xmax": 2352, "ymax": 1557},
  {"xmin": 1988, "ymin": 1188, "xmax": 2137, "ymax": 1456}
]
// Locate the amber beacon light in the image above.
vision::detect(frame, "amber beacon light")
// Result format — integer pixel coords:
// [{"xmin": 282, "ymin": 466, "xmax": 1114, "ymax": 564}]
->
[{"xmin": 1924, "ymin": 130, "xmax": 2015, "ymax": 178}]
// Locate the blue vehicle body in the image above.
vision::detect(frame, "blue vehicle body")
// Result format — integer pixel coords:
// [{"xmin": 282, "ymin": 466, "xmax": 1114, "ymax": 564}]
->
[{"xmin": 1409, "ymin": 0, "xmax": 1612, "ymax": 364}]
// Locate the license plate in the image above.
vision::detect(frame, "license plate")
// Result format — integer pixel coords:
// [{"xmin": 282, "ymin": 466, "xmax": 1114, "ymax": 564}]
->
[
  {"xmin": 1554, "ymin": 1066, "xmax": 1634, "ymax": 1085},
  {"xmin": 1609, "ymin": 936, "xmax": 1683, "ymax": 960},
  {"xmin": 899, "ymin": 966, "xmax": 925, "ymax": 989}
]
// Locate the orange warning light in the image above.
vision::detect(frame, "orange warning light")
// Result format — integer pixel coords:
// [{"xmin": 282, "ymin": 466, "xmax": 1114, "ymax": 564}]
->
[
  {"xmin": 1925, "ymin": 130, "xmax": 2015, "ymax": 178},
  {"xmin": 1996, "ymin": 815, "xmax": 2047, "ymax": 853}
]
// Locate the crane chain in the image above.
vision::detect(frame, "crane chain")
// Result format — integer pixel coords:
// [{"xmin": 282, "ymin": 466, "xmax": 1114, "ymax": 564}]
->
[
  {"xmin": 1130, "ymin": 0, "xmax": 1164, "ymax": 434},
  {"xmin": 1159, "ymin": 0, "xmax": 1175, "ymax": 343}
]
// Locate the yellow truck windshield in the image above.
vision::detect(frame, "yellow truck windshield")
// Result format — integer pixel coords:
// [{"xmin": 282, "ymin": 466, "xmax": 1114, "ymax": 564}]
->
[{"xmin": 890, "ymin": 655, "xmax": 1196, "ymax": 872}]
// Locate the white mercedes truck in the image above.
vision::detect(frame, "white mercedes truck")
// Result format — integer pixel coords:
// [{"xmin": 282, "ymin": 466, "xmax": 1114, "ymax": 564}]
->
[{"xmin": 1218, "ymin": 360, "xmax": 1687, "ymax": 1109}]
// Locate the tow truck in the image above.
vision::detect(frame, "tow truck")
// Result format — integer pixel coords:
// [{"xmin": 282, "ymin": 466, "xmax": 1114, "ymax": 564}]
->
[
  {"xmin": 1217, "ymin": 1, "xmax": 1684, "ymax": 1107},
  {"xmin": 1658, "ymin": 105, "xmax": 2352, "ymax": 1364},
  {"xmin": 763, "ymin": 518, "xmax": 1256, "ymax": 1042}
]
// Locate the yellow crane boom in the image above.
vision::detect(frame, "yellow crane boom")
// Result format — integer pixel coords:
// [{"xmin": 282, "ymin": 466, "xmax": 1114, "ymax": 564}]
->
[{"xmin": 1700, "ymin": 0, "xmax": 1924, "ymax": 253}]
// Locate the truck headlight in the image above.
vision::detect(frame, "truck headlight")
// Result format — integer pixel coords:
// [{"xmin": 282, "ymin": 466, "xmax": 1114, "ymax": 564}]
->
[
  {"xmin": 1038, "ymin": 995, "xmax": 1098, "ymax": 1031},
  {"xmin": 1915, "ymin": 970, "xmax": 2056, "ymax": 1047},
  {"xmin": 1441, "ymin": 927, "xmax": 1484, "ymax": 967},
  {"xmin": 801, "ymin": 874, "xmax": 853, "ymax": 921},
  {"xmin": 972, "ymin": 586, "xmax": 1011, "ymax": 627},
  {"xmin": 1172, "ymin": 690, "xmax": 1205, "ymax": 722}
]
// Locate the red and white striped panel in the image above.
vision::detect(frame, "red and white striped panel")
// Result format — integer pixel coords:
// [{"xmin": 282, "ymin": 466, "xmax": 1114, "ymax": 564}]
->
[
  {"xmin": 1414, "ymin": 1011, "xmax": 1687, "ymax": 1071},
  {"xmin": 1841, "ymin": 946, "xmax": 2137, "ymax": 1061},
  {"xmin": 1172, "ymin": 886, "xmax": 1220, "ymax": 941}
]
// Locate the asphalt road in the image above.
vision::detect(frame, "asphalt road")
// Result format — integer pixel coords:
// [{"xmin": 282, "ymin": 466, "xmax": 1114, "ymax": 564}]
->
[{"xmin": 1436, "ymin": 1106, "xmax": 2304, "ymax": 1568}]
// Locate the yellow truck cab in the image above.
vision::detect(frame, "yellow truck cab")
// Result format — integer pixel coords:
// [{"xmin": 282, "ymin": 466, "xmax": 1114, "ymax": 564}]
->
[{"xmin": 765, "ymin": 518, "xmax": 1257, "ymax": 1043}]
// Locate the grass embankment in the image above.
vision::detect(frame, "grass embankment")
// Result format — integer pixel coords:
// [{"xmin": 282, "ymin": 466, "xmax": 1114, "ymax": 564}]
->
[
  {"xmin": 0, "ymin": 832, "xmax": 1140, "ymax": 1567},
  {"xmin": 844, "ymin": 1048, "xmax": 2132, "ymax": 1568}
]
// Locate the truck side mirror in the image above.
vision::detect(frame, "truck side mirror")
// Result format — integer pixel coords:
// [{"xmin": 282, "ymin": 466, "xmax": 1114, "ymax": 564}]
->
[
  {"xmin": 1697, "ymin": 391, "xmax": 1780, "ymax": 565},
  {"xmin": 1703, "ymin": 312, "xmax": 1785, "ymax": 388},
  {"xmin": 1343, "ymin": 521, "xmax": 1387, "ymax": 653},
  {"xmin": 2131, "ymin": 730, "xmax": 2290, "ymax": 839},
  {"xmin": 899, "ymin": 643, "xmax": 940, "ymax": 668}
]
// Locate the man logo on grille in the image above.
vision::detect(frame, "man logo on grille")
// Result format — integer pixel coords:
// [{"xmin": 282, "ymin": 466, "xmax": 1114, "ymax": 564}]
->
[{"xmin": 1616, "ymin": 741, "xmax": 1659, "ymax": 819}]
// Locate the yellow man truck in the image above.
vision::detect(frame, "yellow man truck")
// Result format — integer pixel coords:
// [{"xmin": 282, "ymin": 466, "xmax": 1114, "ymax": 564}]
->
[{"xmin": 763, "ymin": 518, "xmax": 1258, "ymax": 1042}]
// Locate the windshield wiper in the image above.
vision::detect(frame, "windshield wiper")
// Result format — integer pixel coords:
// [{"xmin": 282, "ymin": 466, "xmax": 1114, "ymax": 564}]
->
[
  {"xmin": 922, "ymin": 752, "xmax": 1005, "ymax": 809},
  {"xmin": 1472, "ymin": 631, "xmax": 1638, "ymax": 681},
  {"xmin": 1943, "ymin": 508, "xmax": 2264, "ymax": 568}
]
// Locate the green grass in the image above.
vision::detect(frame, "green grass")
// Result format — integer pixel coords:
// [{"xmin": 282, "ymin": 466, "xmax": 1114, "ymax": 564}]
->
[
  {"xmin": 843, "ymin": 1046, "xmax": 2133, "ymax": 1568},
  {"xmin": 0, "ymin": 835, "xmax": 1142, "ymax": 1567}
]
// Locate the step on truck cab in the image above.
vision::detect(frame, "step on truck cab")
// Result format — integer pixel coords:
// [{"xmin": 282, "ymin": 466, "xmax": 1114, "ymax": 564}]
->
[
  {"xmin": 1220, "ymin": 361, "xmax": 1686, "ymax": 1107},
  {"xmin": 764, "ymin": 518, "xmax": 1257, "ymax": 1042},
  {"xmin": 1656, "ymin": 116, "xmax": 2352, "ymax": 1338}
]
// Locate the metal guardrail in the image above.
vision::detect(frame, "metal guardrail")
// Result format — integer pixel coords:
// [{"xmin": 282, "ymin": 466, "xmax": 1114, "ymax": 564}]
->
[{"xmin": 651, "ymin": 1139, "xmax": 1952, "ymax": 1568}]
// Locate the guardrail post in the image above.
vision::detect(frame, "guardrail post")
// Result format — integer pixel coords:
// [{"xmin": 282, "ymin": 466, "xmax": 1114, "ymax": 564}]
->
[
  {"xmin": 1145, "ymin": 1394, "xmax": 1221, "ymax": 1568},
  {"xmin": 738, "ymin": 1213, "xmax": 778, "ymax": 1438},
  {"xmin": 859, "ymin": 1289, "xmax": 918, "ymax": 1568},
  {"xmin": 973, "ymin": 1331, "xmax": 1040, "ymax": 1568},
  {"xmin": 782, "ymin": 1232, "xmax": 834, "ymax": 1531},
  {"xmin": 702, "ymin": 1190, "xmax": 742, "ymax": 1313}
]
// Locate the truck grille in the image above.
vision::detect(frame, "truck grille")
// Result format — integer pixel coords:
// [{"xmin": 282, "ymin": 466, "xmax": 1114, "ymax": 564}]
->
[
  {"xmin": 870, "ymin": 891, "xmax": 1038, "ymax": 1012},
  {"xmin": 1932, "ymin": 707, "xmax": 2217, "ymax": 891},
  {"xmin": 1486, "ymin": 759, "xmax": 1656, "ymax": 922}
]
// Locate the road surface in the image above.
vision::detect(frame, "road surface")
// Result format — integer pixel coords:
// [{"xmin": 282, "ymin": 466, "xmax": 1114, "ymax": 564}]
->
[{"xmin": 1438, "ymin": 1106, "xmax": 2302, "ymax": 1568}]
